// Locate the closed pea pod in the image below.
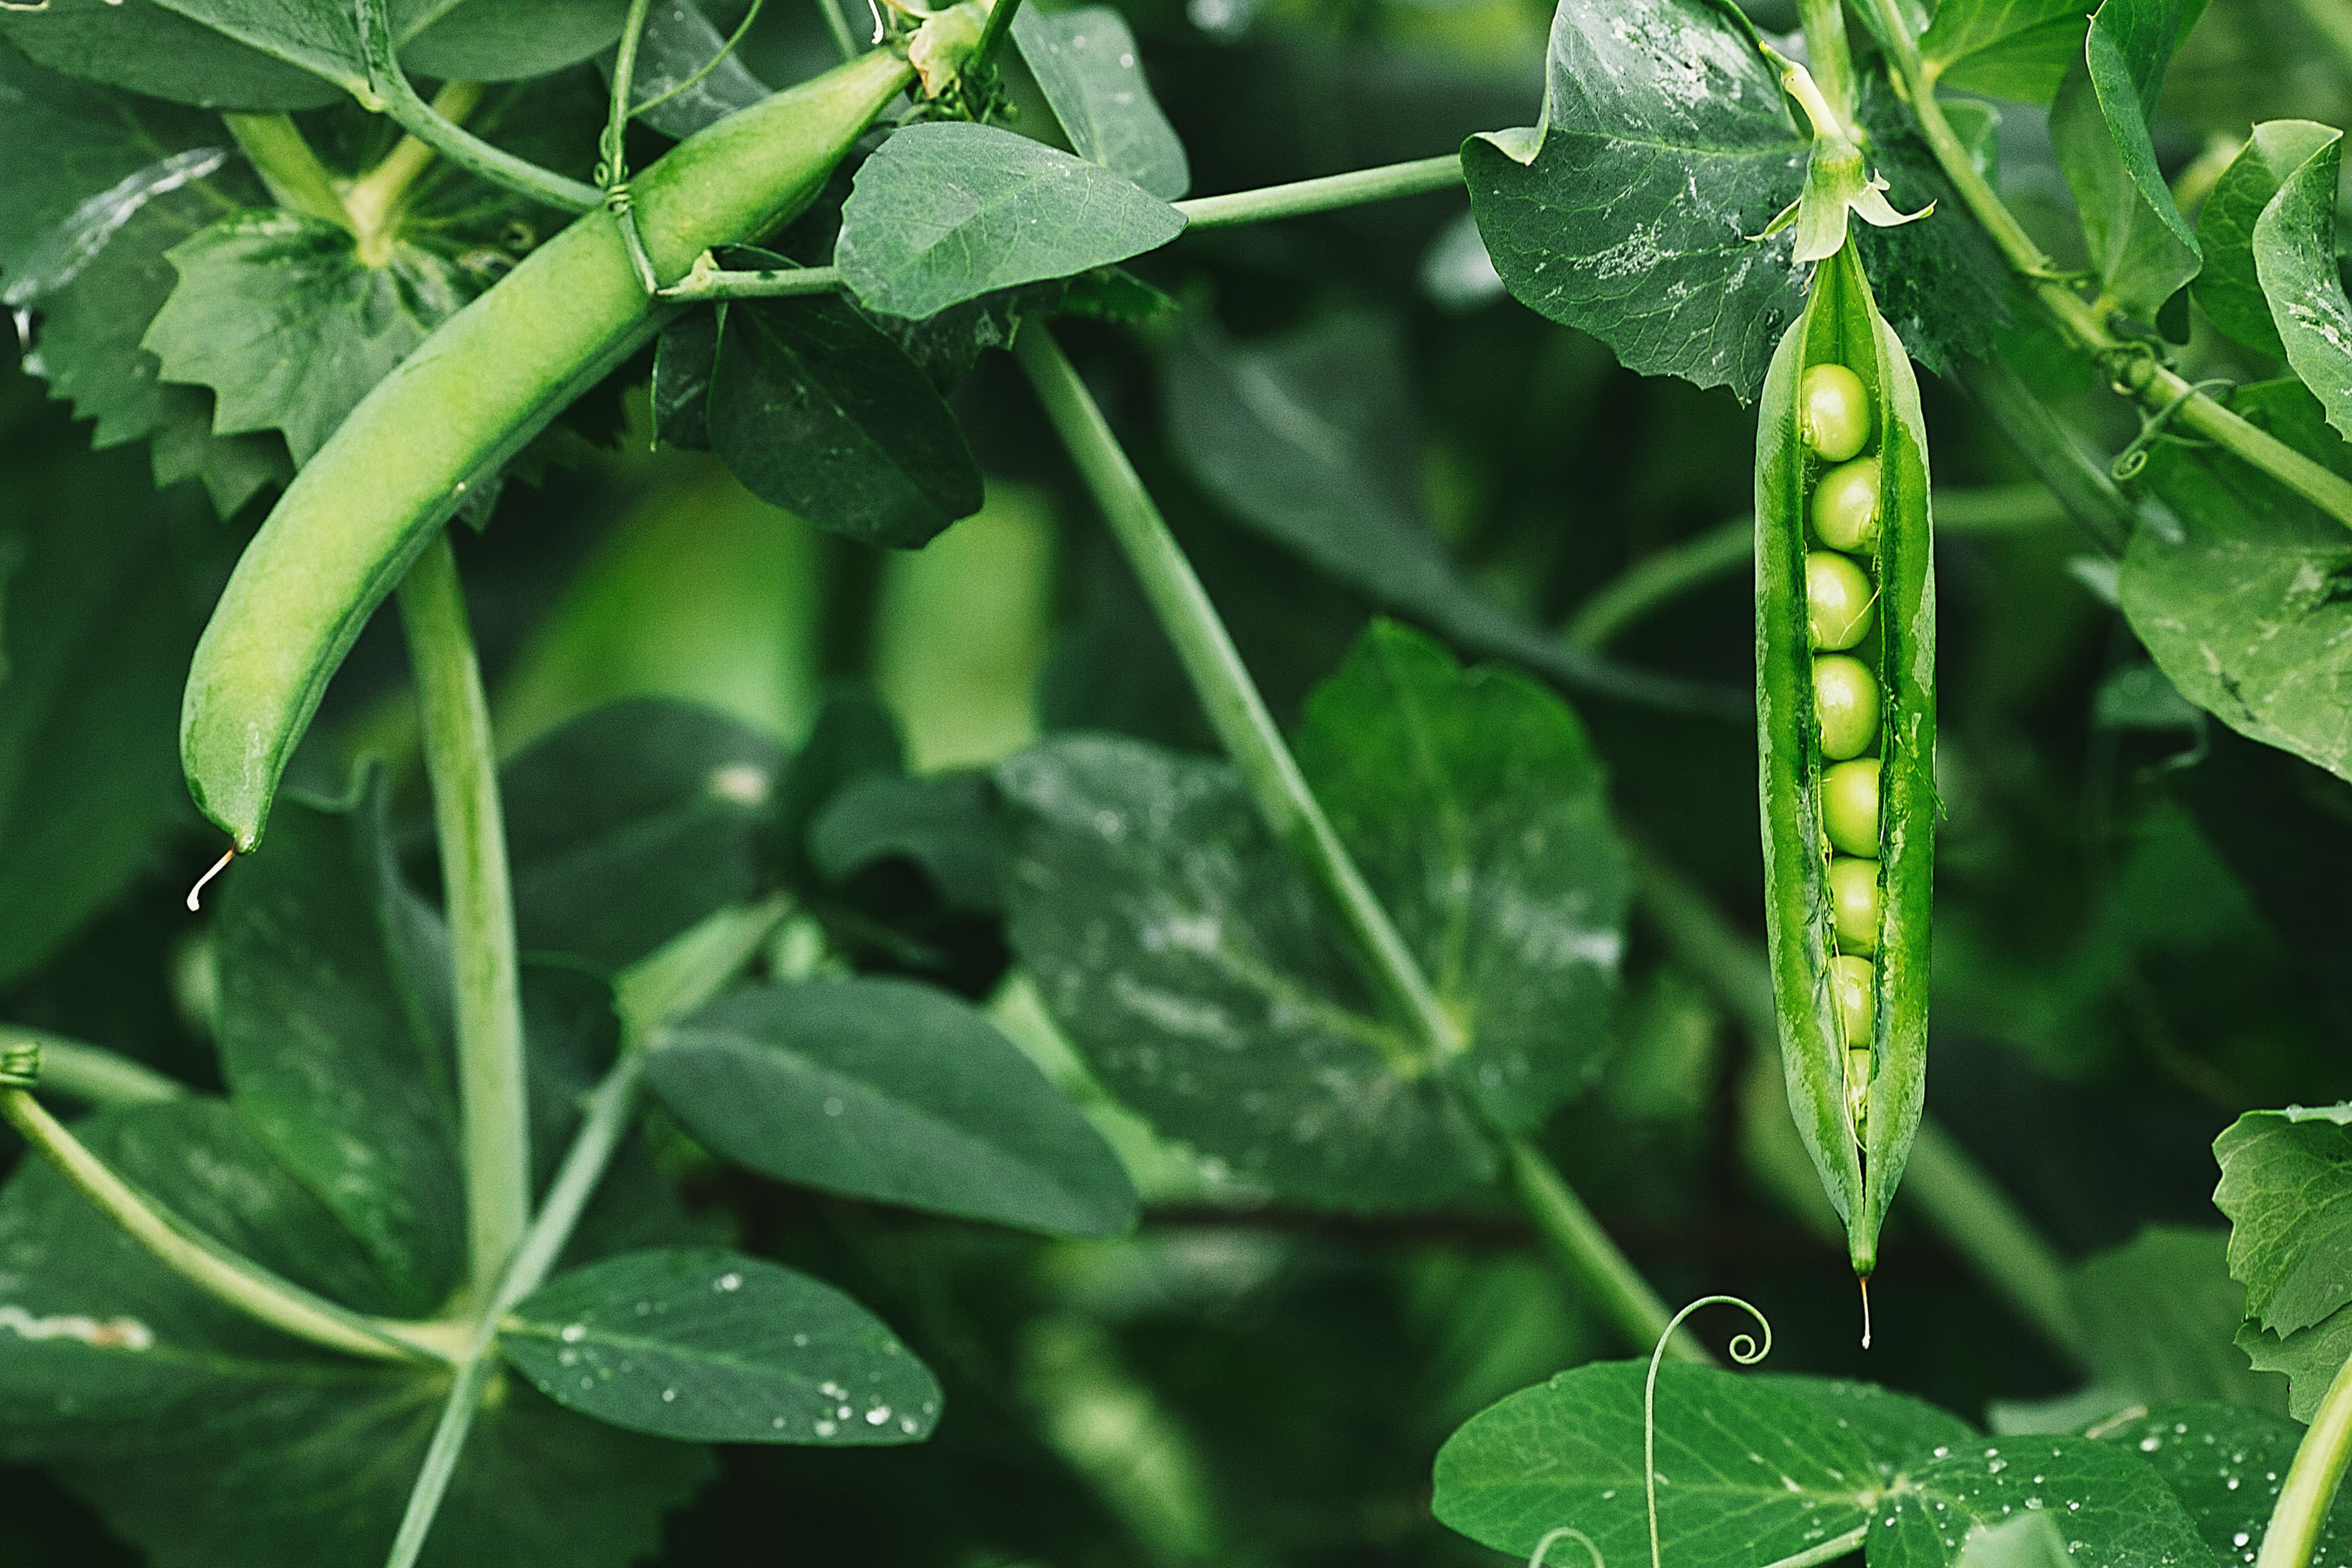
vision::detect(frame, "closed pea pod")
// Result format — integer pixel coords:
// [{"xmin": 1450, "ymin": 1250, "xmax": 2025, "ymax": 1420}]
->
[{"xmin": 1754, "ymin": 239, "xmax": 1935, "ymax": 1287}]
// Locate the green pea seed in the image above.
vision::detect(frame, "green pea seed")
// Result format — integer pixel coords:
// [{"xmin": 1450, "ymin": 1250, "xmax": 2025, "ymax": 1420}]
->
[
  {"xmin": 1811, "ymin": 455, "xmax": 1883, "ymax": 553},
  {"xmin": 1822, "ymin": 757, "xmax": 1880, "ymax": 857},
  {"xmin": 1800, "ymin": 363, "xmax": 1872, "ymax": 463},
  {"xmin": 1812, "ymin": 653, "xmax": 1880, "ymax": 760},
  {"xmin": 1830, "ymin": 954, "xmax": 1876, "ymax": 1050},
  {"xmin": 1827, "ymin": 854, "xmax": 1881, "ymax": 956},
  {"xmin": 1806, "ymin": 550, "xmax": 1875, "ymax": 651}
]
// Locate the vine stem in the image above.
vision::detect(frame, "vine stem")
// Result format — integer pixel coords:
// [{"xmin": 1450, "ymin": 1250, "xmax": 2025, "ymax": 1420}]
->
[
  {"xmin": 658, "ymin": 260, "xmax": 845, "ymax": 302},
  {"xmin": 0, "ymin": 1027, "xmax": 185, "ymax": 1107},
  {"xmin": 397, "ymin": 533, "xmax": 531, "ymax": 1296},
  {"xmin": 0, "ymin": 1087, "xmax": 462, "ymax": 1363},
  {"xmin": 344, "ymin": 81, "xmax": 486, "ymax": 263},
  {"xmin": 1175, "ymin": 154, "xmax": 1463, "ymax": 230},
  {"xmin": 1013, "ymin": 325, "xmax": 1700, "ymax": 1361},
  {"xmin": 1794, "ymin": 0, "xmax": 1856, "ymax": 126},
  {"xmin": 1858, "ymin": 0, "xmax": 2352, "ymax": 532},
  {"xmin": 971, "ymin": 0, "xmax": 1026, "ymax": 74},
  {"xmin": 2255, "ymin": 1349, "xmax": 2352, "ymax": 1568},
  {"xmin": 813, "ymin": 0, "xmax": 859, "ymax": 60},
  {"xmin": 222, "ymin": 114, "xmax": 352, "ymax": 230}
]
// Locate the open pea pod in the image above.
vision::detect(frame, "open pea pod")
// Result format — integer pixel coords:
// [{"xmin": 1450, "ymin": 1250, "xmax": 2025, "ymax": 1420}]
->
[{"xmin": 1754, "ymin": 239, "xmax": 1935, "ymax": 1284}]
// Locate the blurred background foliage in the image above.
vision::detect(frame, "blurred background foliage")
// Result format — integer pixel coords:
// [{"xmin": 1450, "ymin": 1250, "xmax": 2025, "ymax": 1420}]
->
[{"xmin": 7, "ymin": 0, "xmax": 2352, "ymax": 1559}]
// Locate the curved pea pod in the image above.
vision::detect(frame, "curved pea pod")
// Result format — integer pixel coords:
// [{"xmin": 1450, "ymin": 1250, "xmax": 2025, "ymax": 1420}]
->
[
  {"xmin": 178, "ymin": 40, "xmax": 941, "ymax": 852},
  {"xmin": 1753, "ymin": 240, "xmax": 1935, "ymax": 1280}
]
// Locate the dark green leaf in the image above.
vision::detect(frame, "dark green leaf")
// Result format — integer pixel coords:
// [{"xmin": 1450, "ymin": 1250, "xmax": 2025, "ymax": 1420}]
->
[
  {"xmin": 0, "ymin": 0, "xmax": 343, "ymax": 111},
  {"xmin": 837, "ymin": 121, "xmax": 1186, "ymax": 320},
  {"xmin": 212, "ymin": 778, "xmax": 464, "ymax": 1314},
  {"xmin": 2049, "ymin": 0, "xmax": 2203, "ymax": 323},
  {"xmin": 503, "ymin": 1248, "xmax": 942, "ymax": 1444},
  {"xmin": 2090, "ymin": 1403, "xmax": 2352, "ymax": 1564},
  {"xmin": 2251, "ymin": 126, "xmax": 2352, "ymax": 445},
  {"xmin": 144, "ymin": 208, "xmax": 475, "ymax": 463},
  {"xmin": 1921, "ymin": 0, "xmax": 2097, "ymax": 102},
  {"xmin": 1851, "ymin": 77, "xmax": 2016, "ymax": 375},
  {"xmin": 2193, "ymin": 120, "xmax": 2336, "ymax": 359},
  {"xmin": 400, "ymin": 0, "xmax": 632, "ymax": 82},
  {"xmin": 1012, "ymin": 4, "xmax": 1190, "ymax": 199},
  {"xmin": 809, "ymin": 770, "xmax": 1003, "ymax": 912},
  {"xmin": 608, "ymin": 0, "xmax": 769, "ymax": 139},
  {"xmin": 2215, "ymin": 1103, "xmax": 2352, "ymax": 1337},
  {"xmin": 773, "ymin": 682, "xmax": 908, "ymax": 884},
  {"xmin": 2121, "ymin": 380, "xmax": 2352, "ymax": 781},
  {"xmin": 651, "ymin": 309, "xmax": 717, "ymax": 449},
  {"xmin": 501, "ymin": 699, "xmax": 782, "ymax": 975},
  {"xmin": 708, "ymin": 290, "xmax": 985, "ymax": 548},
  {"xmin": 2068, "ymin": 1227, "xmax": 2288, "ymax": 1411},
  {"xmin": 2238, "ymin": 1304, "xmax": 2352, "ymax": 1421},
  {"xmin": 646, "ymin": 976, "xmax": 1139, "ymax": 1236}
]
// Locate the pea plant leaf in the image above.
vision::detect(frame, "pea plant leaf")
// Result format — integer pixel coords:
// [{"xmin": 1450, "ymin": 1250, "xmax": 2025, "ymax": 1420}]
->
[
  {"xmin": 808, "ymin": 771, "xmax": 1003, "ymax": 913},
  {"xmin": 398, "ymin": 0, "xmax": 631, "ymax": 83},
  {"xmin": 644, "ymin": 976, "xmax": 1140, "ymax": 1237},
  {"xmin": 2067, "ymin": 1227, "xmax": 2289, "ymax": 1411},
  {"xmin": 2192, "ymin": 120, "xmax": 2338, "ymax": 359},
  {"xmin": 997, "ymin": 622, "xmax": 1628, "ymax": 1208},
  {"xmin": 2251, "ymin": 127, "xmax": 2352, "ymax": 446},
  {"xmin": 1877, "ymin": 1434, "xmax": 2215, "ymax": 1568},
  {"xmin": 500, "ymin": 698, "xmax": 782, "ymax": 976},
  {"xmin": 2090, "ymin": 1403, "xmax": 2352, "ymax": 1565},
  {"xmin": 1012, "ymin": 4, "xmax": 1191, "ymax": 199},
  {"xmin": 501, "ymin": 1249, "xmax": 943, "ymax": 1445},
  {"xmin": 836, "ymin": 121, "xmax": 1187, "ymax": 321},
  {"xmin": 0, "ymin": 0, "xmax": 344, "ymax": 111},
  {"xmin": 2215, "ymin": 1104, "xmax": 2352, "ymax": 1419},
  {"xmin": 609, "ymin": 0, "xmax": 768, "ymax": 139},
  {"xmin": 2048, "ymin": 0, "xmax": 2203, "ymax": 325},
  {"xmin": 144, "ymin": 209, "xmax": 475, "ymax": 464},
  {"xmin": 2121, "ymin": 380, "xmax": 2352, "ymax": 782},
  {"xmin": 0, "ymin": 1099, "xmax": 713, "ymax": 1568},
  {"xmin": 1919, "ymin": 0, "xmax": 2097, "ymax": 101},
  {"xmin": 707, "ymin": 288, "xmax": 987, "ymax": 548}
]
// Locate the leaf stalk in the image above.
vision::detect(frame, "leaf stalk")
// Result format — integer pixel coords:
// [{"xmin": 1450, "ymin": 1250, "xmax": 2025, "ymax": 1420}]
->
[
  {"xmin": 1174, "ymin": 153, "xmax": 1464, "ymax": 230},
  {"xmin": 2254, "ymin": 1347, "xmax": 2352, "ymax": 1568}
]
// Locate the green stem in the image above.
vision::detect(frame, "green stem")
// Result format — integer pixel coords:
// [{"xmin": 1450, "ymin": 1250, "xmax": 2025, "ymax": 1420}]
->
[
  {"xmin": 972, "ymin": 0, "xmax": 1026, "ymax": 73},
  {"xmin": 1627, "ymin": 845, "xmax": 2088, "ymax": 1364},
  {"xmin": 1016, "ymin": 325, "xmax": 1693, "ymax": 1360},
  {"xmin": 1954, "ymin": 355, "xmax": 2137, "ymax": 558},
  {"xmin": 604, "ymin": 0, "xmax": 656, "ymax": 183},
  {"xmin": 1509, "ymin": 1138, "xmax": 1711, "ymax": 1363},
  {"xmin": 344, "ymin": 81, "xmax": 486, "ymax": 264},
  {"xmin": 1796, "ymin": 0, "xmax": 1857, "ymax": 126},
  {"xmin": 1174, "ymin": 154, "xmax": 1464, "ymax": 230},
  {"xmin": 1863, "ymin": 0, "xmax": 2352, "ymax": 533},
  {"xmin": 356, "ymin": 0, "xmax": 603, "ymax": 213},
  {"xmin": 657, "ymin": 260, "xmax": 845, "ymax": 302},
  {"xmin": 2255, "ymin": 1349, "xmax": 2352, "ymax": 1568},
  {"xmin": 0, "ymin": 1088, "xmax": 461, "ymax": 1363},
  {"xmin": 397, "ymin": 533, "xmax": 530, "ymax": 1295},
  {"xmin": 813, "ymin": 0, "xmax": 860, "ymax": 60},
  {"xmin": 1765, "ymin": 1525, "xmax": 1873, "ymax": 1568},
  {"xmin": 0, "ymin": 1028, "xmax": 185, "ymax": 1107},
  {"xmin": 222, "ymin": 114, "xmax": 354, "ymax": 231}
]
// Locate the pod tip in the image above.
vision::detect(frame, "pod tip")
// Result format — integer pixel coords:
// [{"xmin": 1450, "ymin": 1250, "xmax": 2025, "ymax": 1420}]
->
[
  {"xmin": 186, "ymin": 847, "xmax": 235, "ymax": 913},
  {"xmin": 1858, "ymin": 1274, "xmax": 1873, "ymax": 1350}
]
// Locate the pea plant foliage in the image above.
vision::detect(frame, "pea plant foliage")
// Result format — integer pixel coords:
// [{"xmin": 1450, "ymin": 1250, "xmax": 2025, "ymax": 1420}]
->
[{"xmin": 1, "ymin": 0, "xmax": 2351, "ymax": 1562}]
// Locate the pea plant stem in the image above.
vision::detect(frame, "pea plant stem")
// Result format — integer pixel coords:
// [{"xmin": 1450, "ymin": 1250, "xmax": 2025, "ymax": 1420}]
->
[
  {"xmin": 658, "ymin": 260, "xmax": 845, "ymax": 302},
  {"xmin": 0, "ymin": 1027, "xmax": 186, "ymax": 1107},
  {"xmin": 397, "ymin": 532, "xmax": 532, "ymax": 1296},
  {"xmin": 1794, "ymin": 0, "xmax": 1856, "ymax": 125},
  {"xmin": 1860, "ymin": 0, "xmax": 2352, "ymax": 534},
  {"xmin": 1173, "ymin": 153, "xmax": 1464, "ymax": 230},
  {"xmin": 2256, "ymin": 1349, "xmax": 2352, "ymax": 1568},
  {"xmin": 1627, "ymin": 846, "xmax": 2090, "ymax": 1364},
  {"xmin": 971, "ymin": 0, "xmax": 1026, "ymax": 73},
  {"xmin": 344, "ymin": 81, "xmax": 487, "ymax": 261},
  {"xmin": 222, "ymin": 114, "xmax": 354, "ymax": 230},
  {"xmin": 1012, "ymin": 325, "xmax": 1702, "ymax": 1362},
  {"xmin": 813, "ymin": 0, "xmax": 860, "ymax": 60},
  {"xmin": 0, "ymin": 1087, "xmax": 462, "ymax": 1363}
]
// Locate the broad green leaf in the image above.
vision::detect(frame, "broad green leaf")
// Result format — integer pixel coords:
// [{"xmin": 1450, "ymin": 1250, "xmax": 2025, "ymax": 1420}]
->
[
  {"xmin": 708, "ymin": 289, "xmax": 986, "ymax": 548},
  {"xmin": 0, "ymin": 0, "xmax": 343, "ymax": 110},
  {"xmin": 399, "ymin": 0, "xmax": 631, "ymax": 81},
  {"xmin": 2049, "ymin": 0, "xmax": 2203, "ymax": 323},
  {"xmin": 2091, "ymin": 1403, "xmax": 2352, "ymax": 1564},
  {"xmin": 2122, "ymin": 380, "xmax": 2352, "ymax": 780},
  {"xmin": 1292, "ymin": 621, "xmax": 1628, "ymax": 1131},
  {"xmin": 212, "ymin": 779, "xmax": 464, "ymax": 1314},
  {"xmin": 2068, "ymin": 1227, "xmax": 2288, "ymax": 1411},
  {"xmin": 772, "ymin": 682, "xmax": 908, "ymax": 884},
  {"xmin": 1851, "ymin": 78, "xmax": 2017, "ymax": 375},
  {"xmin": 1462, "ymin": 0, "xmax": 1805, "ymax": 397},
  {"xmin": 1012, "ymin": 4, "xmax": 1190, "ymax": 199},
  {"xmin": 2239, "ymin": 1304, "xmax": 2352, "ymax": 1422},
  {"xmin": 646, "ymin": 976, "xmax": 1139, "ymax": 1236},
  {"xmin": 809, "ymin": 771, "xmax": 1003, "ymax": 912},
  {"xmin": 144, "ymin": 0, "xmax": 374, "ymax": 97},
  {"xmin": 144, "ymin": 208, "xmax": 475, "ymax": 463},
  {"xmin": 501, "ymin": 699, "xmax": 782, "ymax": 975},
  {"xmin": 837, "ymin": 121, "xmax": 1186, "ymax": 320},
  {"xmin": 1954, "ymin": 1513, "xmax": 2074, "ymax": 1568},
  {"xmin": 1762, "ymin": 1376, "xmax": 1980, "ymax": 1478},
  {"xmin": 2215, "ymin": 1103, "xmax": 2352, "ymax": 1337},
  {"xmin": 1431, "ymin": 1360, "xmax": 1886, "ymax": 1565},
  {"xmin": 998, "ymin": 732, "xmax": 1497, "ymax": 1208},
  {"xmin": 2252, "ymin": 127, "xmax": 2352, "ymax": 445},
  {"xmin": 1877, "ymin": 1435, "xmax": 2215, "ymax": 1568},
  {"xmin": 651, "ymin": 310, "xmax": 717, "ymax": 450},
  {"xmin": 1921, "ymin": 0, "xmax": 2096, "ymax": 102},
  {"xmin": 2193, "ymin": 120, "xmax": 2337, "ymax": 359},
  {"xmin": 503, "ymin": 1248, "xmax": 942, "ymax": 1444}
]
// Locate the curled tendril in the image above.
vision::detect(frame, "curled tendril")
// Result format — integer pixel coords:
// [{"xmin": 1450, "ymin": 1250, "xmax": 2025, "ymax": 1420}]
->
[
  {"xmin": 2111, "ymin": 378, "xmax": 2233, "ymax": 482},
  {"xmin": 0, "ymin": 1040, "xmax": 41, "ymax": 1091},
  {"xmin": 1645, "ymin": 1296, "xmax": 1773, "ymax": 1568},
  {"xmin": 1529, "ymin": 1525, "xmax": 1606, "ymax": 1568}
]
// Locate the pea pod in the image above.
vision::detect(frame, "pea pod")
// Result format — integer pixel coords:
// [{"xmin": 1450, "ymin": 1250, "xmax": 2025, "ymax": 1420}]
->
[
  {"xmin": 179, "ymin": 31, "xmax": 976, "ymax": 851},
  {"xmin": 1754, "ymin": 239, "xmax": 1935, "ymax": 1284}
]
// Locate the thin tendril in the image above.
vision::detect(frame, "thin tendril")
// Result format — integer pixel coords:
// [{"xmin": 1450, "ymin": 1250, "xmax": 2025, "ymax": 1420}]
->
[
  {"xmin": 1530, "ymin": 1526, "xmax": 1606, "ymax": 1568},
  {"xmin": 186, "ymin": 848, "xmax": 235, "ymax": 912},
  {"xmin": 631, "ymin": 0, "xmax": 770, "ymax": 120},
  {"xmin": 1645, "ymin": 1296, "xmax": 1772, "ymax": 1568}
]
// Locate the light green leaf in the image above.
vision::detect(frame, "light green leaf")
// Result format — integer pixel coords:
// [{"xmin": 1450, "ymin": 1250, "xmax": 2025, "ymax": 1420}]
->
[
  {"xmin": 145, "ymin": 208, "xmax": 475, "ymax": 463},
  {"xmin": 502, "ymin": 1249, "xmax": 942, "ymax": 1445},
  {"xmin": 2068, "ymin": 1227, "xmax": 2288, "ymax": 1412},
  {"xmin": 1876, "ymin": 1434, "xmax": 2216, "ymax": 1568},
  {"xmin": 1762, "ymin": 1375, "xmax": 1980, "ymax": 1478},
  {"xmin": 2121, "ymin": 379, "xmax": 2352, "ymax": 781},
  {"xmin": 1012, "ymin": 4, "xmax": 1190, "ymax": 199},
  {"xmin": 2090, "ymin": 1403, "xmax": 2352, "ymax": 1563},
  {"xmin": 646, "ymin": 976, "xmax": 1140, "ymax": 1237},
  {"xmin": 2239, "ymin": 1303, "xmax": 2352, "ymax": 1421},
  {"xmin": 1921, "ymin": 0, "xmax": 2096, "ymax": 102},
  {"xmin": 146, "ymin": 0, "xmax": 372, "ymax": 97},
  {"xmin": 837, "ymin": 121, "xmax": 1186, "ymax": 320},
  {"xmin": 2193, "ymin": 120, "xmax": 2338, "ymax": 359},
  {"xmin": 2252, "ymin": 127, "xmax": 2352, "ymax": 446},
  {"xmin": 2216, "ymin": 1103, "xmax": 2352, "ymax": 1337},
  {"xmin": 0, "ymin": 0, "xmax": 343, "ymax": 111},
  {"xmin": 2049, "ymin": 0, "xmax": 2203, "ymax": 323}
]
